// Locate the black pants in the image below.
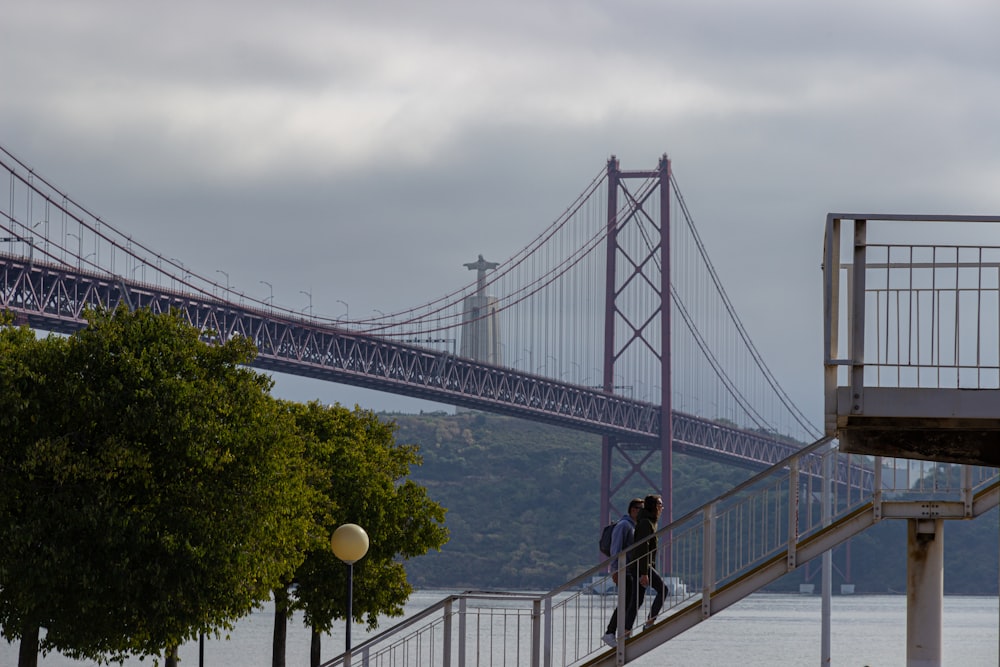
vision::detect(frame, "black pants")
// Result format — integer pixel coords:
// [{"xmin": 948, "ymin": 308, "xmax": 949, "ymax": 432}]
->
[
  {"xmin": 606, "ymin": 572, "xmax": 640, "ymax": 635},
  {"xmin": 644, "ymin": 567, "xmax": 668, "ymax": 620}
]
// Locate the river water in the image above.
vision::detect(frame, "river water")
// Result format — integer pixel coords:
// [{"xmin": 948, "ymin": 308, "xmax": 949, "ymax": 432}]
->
[{"xmin": 3, "ymin": 592, "xmax": 997, "ymax": 666}]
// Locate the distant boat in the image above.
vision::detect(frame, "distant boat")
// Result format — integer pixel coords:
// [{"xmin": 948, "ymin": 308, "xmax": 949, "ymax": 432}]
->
[{"xmin": 581, "ymin": 575, "xmax": 617, "ymax": 595}]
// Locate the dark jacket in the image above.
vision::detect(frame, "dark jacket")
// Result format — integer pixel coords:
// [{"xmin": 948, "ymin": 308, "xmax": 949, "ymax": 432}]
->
[{"xmin": 631, "ymin": 508, "xmax": 658, "ymax": 577}]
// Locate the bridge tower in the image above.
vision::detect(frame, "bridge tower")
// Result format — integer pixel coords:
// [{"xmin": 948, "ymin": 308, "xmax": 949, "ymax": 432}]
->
[{"xmin": 600, "ymin": 155, "xmax": 674, "ymax": 533}]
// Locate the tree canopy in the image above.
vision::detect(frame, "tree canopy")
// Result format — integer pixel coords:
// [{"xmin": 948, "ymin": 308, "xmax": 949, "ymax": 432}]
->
[
  {"xmin": 0, "ymin": 307, "xmax": 314, "ymax": 664},
  {"xmin": 278, "ymin": 401, "xmax": 449, "ymax": 666}
]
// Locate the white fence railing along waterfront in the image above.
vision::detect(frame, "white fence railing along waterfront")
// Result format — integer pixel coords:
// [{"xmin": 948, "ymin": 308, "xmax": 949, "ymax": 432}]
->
[{"xmin": 320, "ymin": 437, "xmax": 1000, "ymax": 667}]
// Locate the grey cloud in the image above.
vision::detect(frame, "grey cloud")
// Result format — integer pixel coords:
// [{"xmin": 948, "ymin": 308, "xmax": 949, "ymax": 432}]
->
[{"xmin": 3, "ymin": 1, "xmax": 1000, "ymax": 421}]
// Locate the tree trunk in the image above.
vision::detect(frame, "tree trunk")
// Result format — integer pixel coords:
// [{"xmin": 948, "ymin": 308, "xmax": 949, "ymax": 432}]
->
[
  {"xmin": 165, "ymin": 645, "xmax": 179, "ymax": 667},
  {"xmin": 310, "ymin": 626, "xmax": 321, "ymax": 667},
  {"xmin": 17, "ymin": 623, "xmax": 39, "ymax": 667},
  {"xmin": 272, "ymin": 585, "xmax": 289, "ymax": 667}
]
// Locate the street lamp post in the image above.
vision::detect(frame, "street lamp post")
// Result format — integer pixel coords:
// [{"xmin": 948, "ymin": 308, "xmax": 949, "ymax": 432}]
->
[
  {"xmin": 330, "ymin": 523, "xmax": 370, "ymax": 662},
  {"xmin": 170, "ymin": 257, "xmax": 191, "ymax": 280}
]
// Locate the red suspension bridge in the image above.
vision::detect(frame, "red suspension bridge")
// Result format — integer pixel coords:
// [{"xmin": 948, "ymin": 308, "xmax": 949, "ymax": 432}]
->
[{"xmin": 0, "ymin": 145, "xmax": 821, "ymax": 526}]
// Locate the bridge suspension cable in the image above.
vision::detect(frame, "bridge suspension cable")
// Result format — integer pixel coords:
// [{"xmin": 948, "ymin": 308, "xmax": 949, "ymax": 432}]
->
[{"xmin": 0, "ymin": 144, "xmax": 818, "ymax": 443}]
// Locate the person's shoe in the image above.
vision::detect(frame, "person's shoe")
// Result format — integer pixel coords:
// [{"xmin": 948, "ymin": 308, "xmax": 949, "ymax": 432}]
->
[
  {"xmin": 643, "ymin": 616, "xmax": 656, "ymax": 630},
  {"xmin": 602, "ymin": 632, "xmax": 617, "ymax": 648}
]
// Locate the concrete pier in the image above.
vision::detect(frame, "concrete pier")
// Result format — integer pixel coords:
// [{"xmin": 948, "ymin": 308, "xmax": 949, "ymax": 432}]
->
[{"xmin": 906, "ymin": 518, "xmax": 943, "ymax": 667}]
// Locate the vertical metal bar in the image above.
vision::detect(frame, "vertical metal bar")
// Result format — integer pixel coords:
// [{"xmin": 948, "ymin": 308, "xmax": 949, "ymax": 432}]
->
[
  {"xmin": 787, "ymin": 460, "xmax": 800, "ymax": 571},
  {"xmin": 850, "ymin": 219, "xmax": 868, "ymax": 414},
  {"xmin": 976, "ymin": 247, "xmax": 983, "ymax": 387},
  {"xmin": 458, "ymin": 597, "xmax": 467, "ymax": 667},
  {"xmin": 614, "ymin": 551, "xmax": 629, "ymax": 665},
  {"xmin": 600, "ymin": 156, "xmax": 620, "ymax": 534},
  {"xmin": 907, "ymin": 245, "xmax": 914, "ymax": 374},
  {"xmin": 702, "ymin": 503, "xmax": 716, "ymax": 619},
  {"xmin": 995, "ymin": 262, "xmax": 1000, "ymax": 389},
  {"xmin": 821, "ymin": 444, "xmax": 833, "ymax": 666},
  {"xmin": 933, "ymin": 246, "xmax": 941, "ymax": 387},
  {"xmin": 873, "ymin": 455, "xmax": 883, "ymax": 523},
  {"xmin": 659, "ymin": 154, "xmax": 674, "ymax": 575},
  {"xmin": 443, "ymin": 598, "xmax": 453, "ymax": 667},
  {"xmin": 531, "ymin": 598, "xmax": 541, "ymax": 667},
  {"xmin": 345, "ymin": 562, "xmax": 354, "ymax": 667},
  {"xmin": 823, "ymin": 215, "xmax": 842, "ymax": 436},
  {"xmin": 543, "ymin": 596, "xmax": 553, "ymax": 667},
  {"xmin": 962, "ymin": 465, "xmax": 974, "ymax": 517}
]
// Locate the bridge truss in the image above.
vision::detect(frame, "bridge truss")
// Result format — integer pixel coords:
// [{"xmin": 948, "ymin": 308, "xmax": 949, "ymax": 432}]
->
[{"xmin": 0, "ymin": 252, "xmax": 804, "ymax": 470}]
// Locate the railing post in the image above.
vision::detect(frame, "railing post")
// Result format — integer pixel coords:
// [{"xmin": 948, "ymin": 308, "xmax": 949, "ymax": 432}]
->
[
  {"xmin": 821, "ymin": 443, "xmax": 834, "ymax": 665},
  {"xmin": 531, "ymin": 598, "xmax": 541, "ymax": 667},
  {"xmin": 702, "ymin": 502, "xmax": 716, "ymax": 619},
  {"xmin": 615, "ymin": 551, "xmax": 627, "ymax": 663},
  {"xmin": 849, "ymin": 218, "xmax": 867, "ymax": 416},
  {"xmin": 543, "ymin": 596, "xmax": 553, "ymax": 667},
  {"xmin": 443, "ymin": 598, "xmax": 452, "ymax": 667},
  {"xmin": 824, "ymin": 215, "xmax": 841, "ymax": 438},
  {"xmin": 458, "ymin": 597, "xmax": 467, "ymax": 667},
  {"xmin": 787, "ymin": 458, "xmax": 800, "ymax": 571},
  {"xmin": 872, "ymin": 455, "xmax": 883, "ymax": 521}
]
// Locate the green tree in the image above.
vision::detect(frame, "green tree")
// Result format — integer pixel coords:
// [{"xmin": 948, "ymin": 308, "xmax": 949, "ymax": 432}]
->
[
  {"xmin": 269, "ymin": 402, "xmax": 449, "ymax": 667},
  {"xmin": 0, "ymin": 307, "xmax": 314, "ymax": 666},
  {"xmin": 0, "ymin": 318, "xmax": 67, "ymax": 667}
]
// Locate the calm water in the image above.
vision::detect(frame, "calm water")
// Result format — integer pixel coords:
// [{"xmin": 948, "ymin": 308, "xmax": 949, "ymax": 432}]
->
[{"xmin": 3, "ymin": 592, "xmax": 997, "ymax": 666}]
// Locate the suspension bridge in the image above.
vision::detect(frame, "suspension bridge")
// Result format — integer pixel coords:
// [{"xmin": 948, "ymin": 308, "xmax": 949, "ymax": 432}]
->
[
  {"xmin": 0, "ymin": 145, "xmax": 819, "ymax": 525},
  {"xmin": 4, "ymin": 145, "xmax": 998, "ymax": 666}
]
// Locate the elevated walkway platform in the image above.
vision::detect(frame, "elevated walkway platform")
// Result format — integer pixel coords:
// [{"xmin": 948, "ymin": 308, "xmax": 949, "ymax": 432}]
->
[
  {"xmin": 823, "ymin": 213, "xmax": 1000, "ymax": 467},
  {"xmin": 821, "ymin": 213, "xmax": 1000, "ymax": 665}
]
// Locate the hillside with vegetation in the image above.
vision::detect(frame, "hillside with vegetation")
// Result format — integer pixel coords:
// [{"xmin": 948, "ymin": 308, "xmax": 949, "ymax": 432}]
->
[{"xmin": 389, "ymin": 411, "xmax": 999, "ymax": 595}]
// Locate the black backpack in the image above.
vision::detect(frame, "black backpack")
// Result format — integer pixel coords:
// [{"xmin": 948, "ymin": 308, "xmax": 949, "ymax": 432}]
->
[{"xmin": 599, "ymin": 521, "xmax": 617, "ymax": 557}]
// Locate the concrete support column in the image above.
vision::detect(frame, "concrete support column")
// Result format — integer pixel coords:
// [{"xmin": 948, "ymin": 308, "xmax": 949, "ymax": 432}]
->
[{"xmin": 906, "ymin": 518, "xmax": 943, "ymax": 667}]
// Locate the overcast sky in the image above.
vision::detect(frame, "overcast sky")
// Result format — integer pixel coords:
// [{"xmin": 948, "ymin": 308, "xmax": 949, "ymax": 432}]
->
[{"xmin": 3, "ymin": 1, "xmax": 999, "ymax": 425}]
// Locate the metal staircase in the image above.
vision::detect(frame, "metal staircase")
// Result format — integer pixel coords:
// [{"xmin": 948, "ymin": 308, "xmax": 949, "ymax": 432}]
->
[{"xmin": 320, "ymin": 436, "xmax": 1000, "ymax": 666}]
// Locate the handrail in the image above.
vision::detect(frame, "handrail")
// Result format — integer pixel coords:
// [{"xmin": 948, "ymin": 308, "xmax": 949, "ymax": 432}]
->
[{"xmin": 319, "ymin": 439, "xmax": 1000, "ymax": 666}]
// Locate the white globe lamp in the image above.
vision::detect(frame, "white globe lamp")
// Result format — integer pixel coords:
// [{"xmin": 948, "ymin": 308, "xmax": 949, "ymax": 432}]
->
[{"xmin": 331, "ymin": 524, "xmax": 370, "ymax": 658}]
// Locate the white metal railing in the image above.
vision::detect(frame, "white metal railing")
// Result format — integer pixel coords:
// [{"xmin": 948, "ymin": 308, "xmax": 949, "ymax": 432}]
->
[
  {"xmin": 320, "ymin": 438, "xmax": 1000, "ymax": 667},
  {"xmin": 823, "ymin": 214, "xmax": 1000, "ymax": 392},
  {"xmin": 821, "ymin": 213, "xmax": 1000, "ymax": 468}
]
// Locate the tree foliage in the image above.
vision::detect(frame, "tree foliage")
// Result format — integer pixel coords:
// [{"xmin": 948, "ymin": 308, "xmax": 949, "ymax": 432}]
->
[
  {"xmin": 0, "ymin": 307, "xmax": 314, "ymax": 663},
  {"xmin": 287, "ymin": 402, "xmax": 449, "ymax": 634}
]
